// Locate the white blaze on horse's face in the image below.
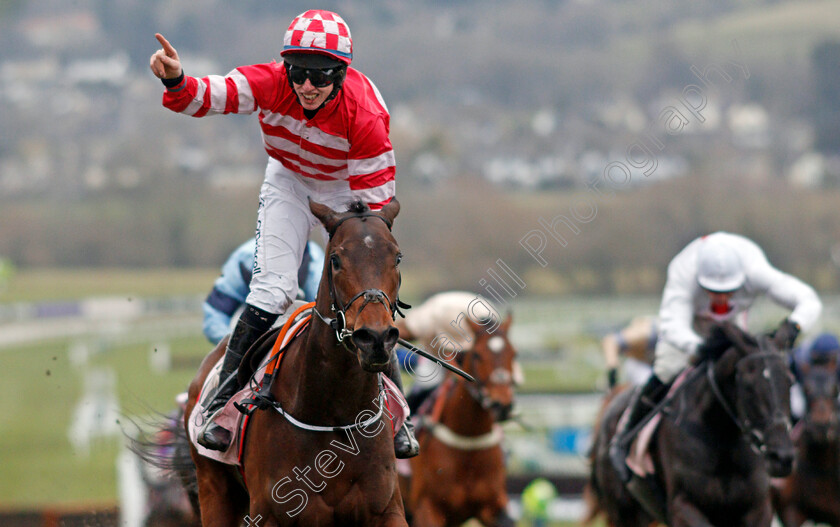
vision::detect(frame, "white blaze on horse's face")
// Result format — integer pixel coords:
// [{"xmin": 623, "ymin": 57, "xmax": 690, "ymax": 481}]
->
[
  {"xmin": 488, "ymin": 336, "xmax": 506, "ymax": 354},
  {"xmin": 363, "ymin": 235, "xmax": 374, "ymax": 248}
]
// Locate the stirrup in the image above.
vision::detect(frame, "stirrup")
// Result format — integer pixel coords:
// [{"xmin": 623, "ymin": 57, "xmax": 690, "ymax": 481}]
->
[{"xmin": 196, "ymin": 405, "xmax": 233, "ymax": 451}]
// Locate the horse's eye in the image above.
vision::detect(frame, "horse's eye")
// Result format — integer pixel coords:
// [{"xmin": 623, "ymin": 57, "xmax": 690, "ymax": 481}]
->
[
  {"xmin": 396, "ymin": 253, "xmax": 402, "ymax": 266},
  {"xmin": 330, "ymin": 254, "xmax": 341, "ymax": 271}
]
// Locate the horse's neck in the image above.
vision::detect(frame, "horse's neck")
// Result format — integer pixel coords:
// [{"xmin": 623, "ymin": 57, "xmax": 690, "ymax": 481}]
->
[
  {"xmin": 801, "ymin": 429, "xmax": 840, "ymax": 466},
  {"xmin": 277, "ymin": 322, "xmax": 380, "ymax": 421},
  {"xmin": 437, "ymin": 380, "xmax": 495, "ymax": 436},
  {"xmin": 686, "ymin": 373, "xmax": 743, "ymax": 440}
]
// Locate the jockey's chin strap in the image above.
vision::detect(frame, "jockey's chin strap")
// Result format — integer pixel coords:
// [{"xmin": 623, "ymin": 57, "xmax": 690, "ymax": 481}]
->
[{"xmin": 311, "ymin": 212, "xmax": 410, "ymax": 350}]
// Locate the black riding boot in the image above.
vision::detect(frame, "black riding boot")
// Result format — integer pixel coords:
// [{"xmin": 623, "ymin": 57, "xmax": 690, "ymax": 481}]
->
[
  {"xmin": 385, "ymin": 353, "xmax": 420, "ymax": 459},
  {"xmin": 609, "ymin": 374, "xmax": 669, "ymax": 482},
  {"xmin": 406, "ymin": 383, "xmax": 437, "ymax": 415},
  {"xmin": 198, "ymin": 304, "xmax": 277, "ymax": 451}
]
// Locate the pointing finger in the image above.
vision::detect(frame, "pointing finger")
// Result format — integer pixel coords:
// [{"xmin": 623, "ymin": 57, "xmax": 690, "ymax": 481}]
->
[{"xmin": 155, "ymin": 33, "xmax": 176, "ymax": 56}]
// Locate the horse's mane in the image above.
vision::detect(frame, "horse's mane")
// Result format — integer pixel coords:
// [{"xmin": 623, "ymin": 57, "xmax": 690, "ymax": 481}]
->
[{"xmin": 345, "ymin": 199, "xmax": 369, "ymax": 214}]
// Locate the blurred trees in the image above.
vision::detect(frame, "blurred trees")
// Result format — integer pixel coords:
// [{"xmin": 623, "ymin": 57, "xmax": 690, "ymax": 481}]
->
[{"xmin": 1, "ymin": 173, "xmax": 837, "ymax": 297}]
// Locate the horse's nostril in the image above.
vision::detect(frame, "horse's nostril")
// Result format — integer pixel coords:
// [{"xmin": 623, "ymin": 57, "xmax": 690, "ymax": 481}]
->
[
  {"xmin": 384, "ymin": 327, "xmax": 399, "ymax": 350},
  {"xmin": 352, "ymin": 328, "xmax": 377, "ymax": 350}
]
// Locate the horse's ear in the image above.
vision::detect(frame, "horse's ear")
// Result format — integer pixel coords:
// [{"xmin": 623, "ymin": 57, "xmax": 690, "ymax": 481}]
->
[
  {"xmin": 718, "ymin": 321, "xmax": 758, "ymax": 352},
  {"xmin": 377, "ymin": 197, "xmax": 400, "ymax": 226},
  {"xmin": 309, "ymin": 199, "xmax": 339, "ymax": 232},
  {"xmin": 501, "ymin": 311, "xmax": 513, "ymax": 332},
  {"xmin": 466, "ymin": 315, "xmax": 483, "ymax": 334}
]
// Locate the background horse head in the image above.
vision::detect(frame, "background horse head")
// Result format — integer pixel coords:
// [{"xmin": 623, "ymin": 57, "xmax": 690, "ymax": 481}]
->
[
  {"xmin": 772, "ymin": 357, "xmax": 840, "ymax": 527},
  {"xmin": 405, "ymin": 311, "xmax": 518, "ymax": 527},
  {"xmin": 798, "ymin": 357, "xmax": 840, "ymax": 442},
  {"xmin": 453, "ymin": 313, "xmax": 517, "ymax": 422},
  {"xmin": 588, "ymin": 322, "xmax": 794, "ymax": 527}
]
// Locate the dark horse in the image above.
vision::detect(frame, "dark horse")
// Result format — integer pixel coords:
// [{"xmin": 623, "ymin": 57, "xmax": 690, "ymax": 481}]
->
[
  {"xmin": 403, "ymin": 314, "xmax": 517, "ymax": 527},
  {"xmin": 772, "ymin": 357, "xmax": 840, "ymax": 526},
  {"xmin": 587, "ymin": 322, "xmax": 794, "ymax": 527},
  {"xmin": 177, "ymin": 199, "xmax": 407, "ymax": 526}
]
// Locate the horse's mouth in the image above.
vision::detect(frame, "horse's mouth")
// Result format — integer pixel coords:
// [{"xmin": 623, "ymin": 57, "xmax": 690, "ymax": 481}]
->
[
  {"xmin": 358, "ymin": 353, "xmax": 393, "ymax": 372},
  {"xmin": 489, "ymin": 403, "xmax": 514, "ymax": 422},
  {"xmin": 765, "ymin": 450, "xmax": 794, "ymax": 478},
  {"xmin": 364, "ymin": 360, "xmax": 391, "ymax": 371}
]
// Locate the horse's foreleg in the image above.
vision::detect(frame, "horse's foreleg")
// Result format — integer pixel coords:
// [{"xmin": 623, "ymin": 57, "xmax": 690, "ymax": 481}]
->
[
  {"xmin": 193, "ymin": 453, "xmax": 250, "ymax": 527},
  {"xmin": 476, "ymin": 505, "xmax": 515, "ymax": 527},
  {"xmin": 376, "ymin": 490, "xmax": 409, "ymax": 527},
  {"xmin": 776, "ymin": 507, "xmax": 806, "ymax": 527},
  {"xmin": 668, "ymin": 494, "xmax": 715, "ymax": 527},
  {"xmin": 739, "ymin": 497, "xmax": 776, "ymax": 527},
  {"xmin": 410, "ymin": 499, "xmax": 448, "ymax": 527}
]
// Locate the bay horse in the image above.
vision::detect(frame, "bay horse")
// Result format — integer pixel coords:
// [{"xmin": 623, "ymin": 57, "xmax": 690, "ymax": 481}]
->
[
  {"xmin": 772, "ymin": 358, "xmax": 840, "ymax": 526},
  {"xmin": 404, "ymin": 314, "xmax": 517, "ymax": 527},
  {"xmin": 184, "ymin": 198, "xmax": 408, "ymax": 526},
  {"xmin": 587, "ymin": 322, "xmax": 794, "ymax": 527}
]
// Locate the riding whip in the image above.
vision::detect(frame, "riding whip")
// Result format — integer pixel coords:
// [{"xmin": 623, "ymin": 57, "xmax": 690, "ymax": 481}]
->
[{"xmin": 398, "ymin": 338, "xmax": 476, "ymax": 382}]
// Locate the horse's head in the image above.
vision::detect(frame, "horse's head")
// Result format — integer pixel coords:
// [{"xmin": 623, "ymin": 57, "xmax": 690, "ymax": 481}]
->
[
  {"xmin": 799, "ymin": 359, "xmax": 840, "ymax": 443},
  {"xmin": 310, "ymin": 198, "xmax": 403, "ymax": 372},
  {"xmin": 712, "ymin": 323, "xmax": 794, "ymax": 477},
  {"xmin": 457, "ymin": 313, "xmax": 518, "ymax": 421}
]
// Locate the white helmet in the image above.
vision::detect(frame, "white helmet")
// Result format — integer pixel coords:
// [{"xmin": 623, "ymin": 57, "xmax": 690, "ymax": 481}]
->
[{"xmin": 696, "ymin": 237, "xmax": 745, "ymax": 292}]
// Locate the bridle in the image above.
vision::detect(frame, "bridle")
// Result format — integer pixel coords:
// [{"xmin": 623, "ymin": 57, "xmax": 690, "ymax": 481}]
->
[
  {"xmin": 707, "ymin": 350, "xmax": 790, "ymax": 454},
  {"xmin": 312, "ymin": 212, "xmax": 410, "ymax": 348},
  {"xmin": 460, "ymin": 336, "xmax": 515, "ymax": 420}
]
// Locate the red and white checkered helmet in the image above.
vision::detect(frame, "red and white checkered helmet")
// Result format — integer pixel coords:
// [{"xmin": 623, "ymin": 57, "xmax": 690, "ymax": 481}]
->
[{"xmin": 281, "ymin": 10, "xmax": 353, "ymax": 66}]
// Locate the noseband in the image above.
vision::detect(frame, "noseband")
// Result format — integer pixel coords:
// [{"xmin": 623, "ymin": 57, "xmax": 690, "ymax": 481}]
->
[
  {"xmin": 312, "ymin": 213, "xmax": 409, "ymax": 347},
  {"xmin": 461, "ymin": 343, "xmax": 515, "ymax": 418}
]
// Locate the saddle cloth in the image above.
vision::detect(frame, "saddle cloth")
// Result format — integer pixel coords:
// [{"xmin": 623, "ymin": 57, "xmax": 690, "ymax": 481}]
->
[{"xmin": 187, "ymin": 307, "xmax": 408, "ymax": 466}]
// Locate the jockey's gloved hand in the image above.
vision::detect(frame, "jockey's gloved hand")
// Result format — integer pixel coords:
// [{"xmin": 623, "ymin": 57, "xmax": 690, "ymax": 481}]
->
[
  {"xmin": 695, "ymin": 325, "xmax": 731, "ymax": 362},
  {"xmin": 607, "ymin": 367, "xmax": 618, "ymax": 389},
  {"xmin": 770, "ymin": 318, "xmax": 800, "ymax": 350}
]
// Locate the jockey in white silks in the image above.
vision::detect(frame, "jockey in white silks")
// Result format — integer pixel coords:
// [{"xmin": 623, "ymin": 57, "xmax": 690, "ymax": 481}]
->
[{"xmin": 609, "ymin": 231, "xmax": 822, "ymax": 483}]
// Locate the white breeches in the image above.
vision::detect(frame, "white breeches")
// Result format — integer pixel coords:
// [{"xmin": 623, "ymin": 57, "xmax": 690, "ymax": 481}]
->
[{"xmin": 246, "ymin": 159, "xmax": 355, "ymax": 315}]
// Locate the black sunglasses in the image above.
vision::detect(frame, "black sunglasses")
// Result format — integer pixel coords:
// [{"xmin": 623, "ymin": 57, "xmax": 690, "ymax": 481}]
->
[{"xmin": 286, "ymin": 64, "xmax": 340, "ymax": 88}]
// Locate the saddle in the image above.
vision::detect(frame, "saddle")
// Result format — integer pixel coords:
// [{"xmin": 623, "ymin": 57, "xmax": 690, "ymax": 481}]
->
[{"xmin": 187, "ymin": 304, "xmax": 313, "ymax": 466}]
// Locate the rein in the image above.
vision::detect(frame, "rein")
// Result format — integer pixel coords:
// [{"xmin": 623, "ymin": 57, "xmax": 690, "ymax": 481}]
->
[
  {"xmin": 245, "ymin": 210, "xmax": 403, "ymax": 434},
  {"xmin": 419, "ymin": 378, "xmax": 506, "ymax": 451},
  {"xmin": 706, "ymin": 351, "xmax": 789, "ymax": 454},
  {"xmin": 460, "ymin": 341, "xmax": 515, "ymax": 418}
]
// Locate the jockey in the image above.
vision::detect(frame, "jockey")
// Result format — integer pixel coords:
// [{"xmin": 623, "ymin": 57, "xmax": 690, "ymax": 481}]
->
[
  {"xmin": 601, "ymin": 315, "xmax": 658, "ymax": 389},
  {"xmin": 150, "ymin": 10, "xmax": 419, "ymax": 458},
  {"xmin": 202, "ymin": 238, "xmax": 324, "ymax": 346},
  {"xmin": 610, "ymin": 231, "xmax": 823, "ymax": 482},
  {"xmin": 789, "ymin": 332, "xmax": 840, "ymax": 421}
]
